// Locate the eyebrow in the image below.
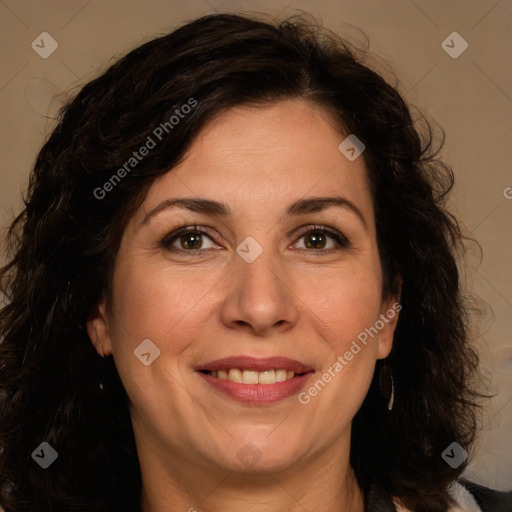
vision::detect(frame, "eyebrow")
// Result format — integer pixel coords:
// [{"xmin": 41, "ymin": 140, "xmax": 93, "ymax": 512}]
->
[{"xmin": 141, "ymin": 195, "xmax": 367, "ymax": 230}]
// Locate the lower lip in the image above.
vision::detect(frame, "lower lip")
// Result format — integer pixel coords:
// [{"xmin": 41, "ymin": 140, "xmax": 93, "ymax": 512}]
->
[{"xmin": 197, "ymin": 371, "xmax": 314, "ymax": 404}]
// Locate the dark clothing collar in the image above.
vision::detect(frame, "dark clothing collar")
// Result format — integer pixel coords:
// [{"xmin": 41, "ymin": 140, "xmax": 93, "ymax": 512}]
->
[{"xmin": 364, "ymin": 479, "xmax": 512, "ymax": 512}]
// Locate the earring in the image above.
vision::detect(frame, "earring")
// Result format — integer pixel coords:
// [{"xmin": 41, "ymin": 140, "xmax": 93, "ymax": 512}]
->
[
  {"xmin": 98, "ymin": 347, "xmax": 106, "ymax": 391},
  {"xmin": 379, "ymin": 361, "xmax": 394, "ymax": 411}
]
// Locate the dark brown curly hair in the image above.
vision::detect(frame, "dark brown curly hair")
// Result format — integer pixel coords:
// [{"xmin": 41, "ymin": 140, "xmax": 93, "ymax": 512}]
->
[{"xmin": 0, "ymin": 11, "xmax": 486, "ymax": 512}]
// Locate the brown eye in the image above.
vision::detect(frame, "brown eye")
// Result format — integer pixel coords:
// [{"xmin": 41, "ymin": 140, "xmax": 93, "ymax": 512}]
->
[
  {"xmin": 303, "ymin": 230, "xmax": 328, "ymax": 249},
  {"xmin": 178, "ymin": 232, "xmax": 204, "ymax": 250},
  {"xmin": 160, "ymin": 225, "xmax": 217, "ymax": 253},
  {"xmin": 294, "ymin": 226, "xmax": 349, "ymax": 253}
]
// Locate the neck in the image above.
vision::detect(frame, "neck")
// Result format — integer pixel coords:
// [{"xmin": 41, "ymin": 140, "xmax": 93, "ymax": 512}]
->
[{"xmin": 138, "ymin": 441, "xmax": 365, "ymax": 512}]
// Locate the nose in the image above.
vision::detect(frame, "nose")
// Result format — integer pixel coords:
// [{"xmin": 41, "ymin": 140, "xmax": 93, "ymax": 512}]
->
[{"xmin": 220, "ymin": 247, "xmax": 299, "ymax": 336}]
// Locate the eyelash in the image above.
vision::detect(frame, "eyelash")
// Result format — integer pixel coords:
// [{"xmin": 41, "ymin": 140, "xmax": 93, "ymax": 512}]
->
[{"xmin": 159, "ymin": 223, "xmax": 350, "ymax": 256}]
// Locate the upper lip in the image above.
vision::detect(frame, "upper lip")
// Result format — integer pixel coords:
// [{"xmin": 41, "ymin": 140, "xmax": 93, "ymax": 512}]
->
[{"xmin": 195, "ymin": 356, "xmax": 314, "ymax": 374}]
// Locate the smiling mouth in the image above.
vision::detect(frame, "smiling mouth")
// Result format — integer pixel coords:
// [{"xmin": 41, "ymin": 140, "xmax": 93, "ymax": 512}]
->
[{"xmin": 199, "ymin": 368, "xmax": 309, "ymax": 385}]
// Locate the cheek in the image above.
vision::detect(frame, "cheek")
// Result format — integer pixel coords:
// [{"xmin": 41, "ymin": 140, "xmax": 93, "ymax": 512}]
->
[
  {"xmin": 109, "ymin": 258, "xmax": 210, "ymax": 349},
  {"xmin": 106, "ymin": 258, "xmax": 213, "ymax": 411},
  {"xmin": 305, "ymin": 272, "xmax": 383, "ymax": 401},
  {"xmin": 301, "ymin": 259, "xmax": 383, "ymax": 351}
]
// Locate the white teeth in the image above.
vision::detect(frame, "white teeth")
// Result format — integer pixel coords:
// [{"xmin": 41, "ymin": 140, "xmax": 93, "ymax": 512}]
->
[
  {"xmin": 242, "ymin": 370, "xmax": 259, "ymax": 384},
  {"xmin": 276, "ymin": 369, "xmax": 287, "ymax": 382},
  {"xmin": 207, "ymin": 368, "xmax": 297, "ymax": 384},
  {"xmin": 228, "ymin": 369, "xmax": 243, "ymax": 383},
  {"xmin": 258, "ymin": 370, "xmax": 276, "ymax": 384}
]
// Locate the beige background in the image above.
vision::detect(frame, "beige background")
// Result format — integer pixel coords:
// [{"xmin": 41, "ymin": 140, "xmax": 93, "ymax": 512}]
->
[{"xmin": 0, "ymin": 0, "xmax": 511, "ymax": 492}]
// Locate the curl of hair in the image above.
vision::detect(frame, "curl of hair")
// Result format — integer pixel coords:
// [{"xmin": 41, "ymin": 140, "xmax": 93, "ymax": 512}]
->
[{"xmin": 0, "ymin": 12, "xmax": 486, "ymax": 512}]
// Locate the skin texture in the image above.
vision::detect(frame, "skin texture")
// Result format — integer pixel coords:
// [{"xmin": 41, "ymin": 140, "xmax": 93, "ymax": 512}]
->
[{"xmin": 87, "ymin": 99, "xmax": 402, "ymax": 512}]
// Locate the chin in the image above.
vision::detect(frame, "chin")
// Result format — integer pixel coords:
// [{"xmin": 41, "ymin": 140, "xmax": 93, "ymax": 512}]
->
[{"xmin": 208, "ymin": 435, "xmax": 308, "ymax": 474}]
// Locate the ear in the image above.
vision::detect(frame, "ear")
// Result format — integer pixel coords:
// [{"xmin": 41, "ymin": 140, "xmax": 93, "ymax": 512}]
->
[
  {"xmin": 86, "ymin": 294, "xmax": 113, "ymax": 357},
  {"xmin": 377, "ymin": 276, "xmax": 403, "ymax": 359}
]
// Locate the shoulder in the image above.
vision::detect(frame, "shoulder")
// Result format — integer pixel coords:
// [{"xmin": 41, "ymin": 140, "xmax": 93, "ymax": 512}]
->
[
  {"xmin": 391, "ymin": 481, "xmax": 483, "ymax": 512},
  {"xmin": 390, "ymin": 480, "xmax": 512, "ymax": 512},
  {"xmin": 457, "ymin": 479, "xmax": 512, "ymax": 512}
]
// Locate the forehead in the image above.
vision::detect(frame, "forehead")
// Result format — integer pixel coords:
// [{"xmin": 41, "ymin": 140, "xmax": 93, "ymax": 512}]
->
[{"xmin": 141, "ymin": 99, "xmax": 373, "ymax": 223}]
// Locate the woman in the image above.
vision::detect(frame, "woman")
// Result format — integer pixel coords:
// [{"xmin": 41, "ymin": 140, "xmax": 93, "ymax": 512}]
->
[{"xmin": 0, "ymin": 12, "xmax": 510, "ymax": 512}]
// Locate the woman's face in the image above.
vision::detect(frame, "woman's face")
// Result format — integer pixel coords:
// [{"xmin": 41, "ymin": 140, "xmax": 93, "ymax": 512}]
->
[{"xmin": 88, "ymin": 99, "xmax": 400, "ymax": 477}]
